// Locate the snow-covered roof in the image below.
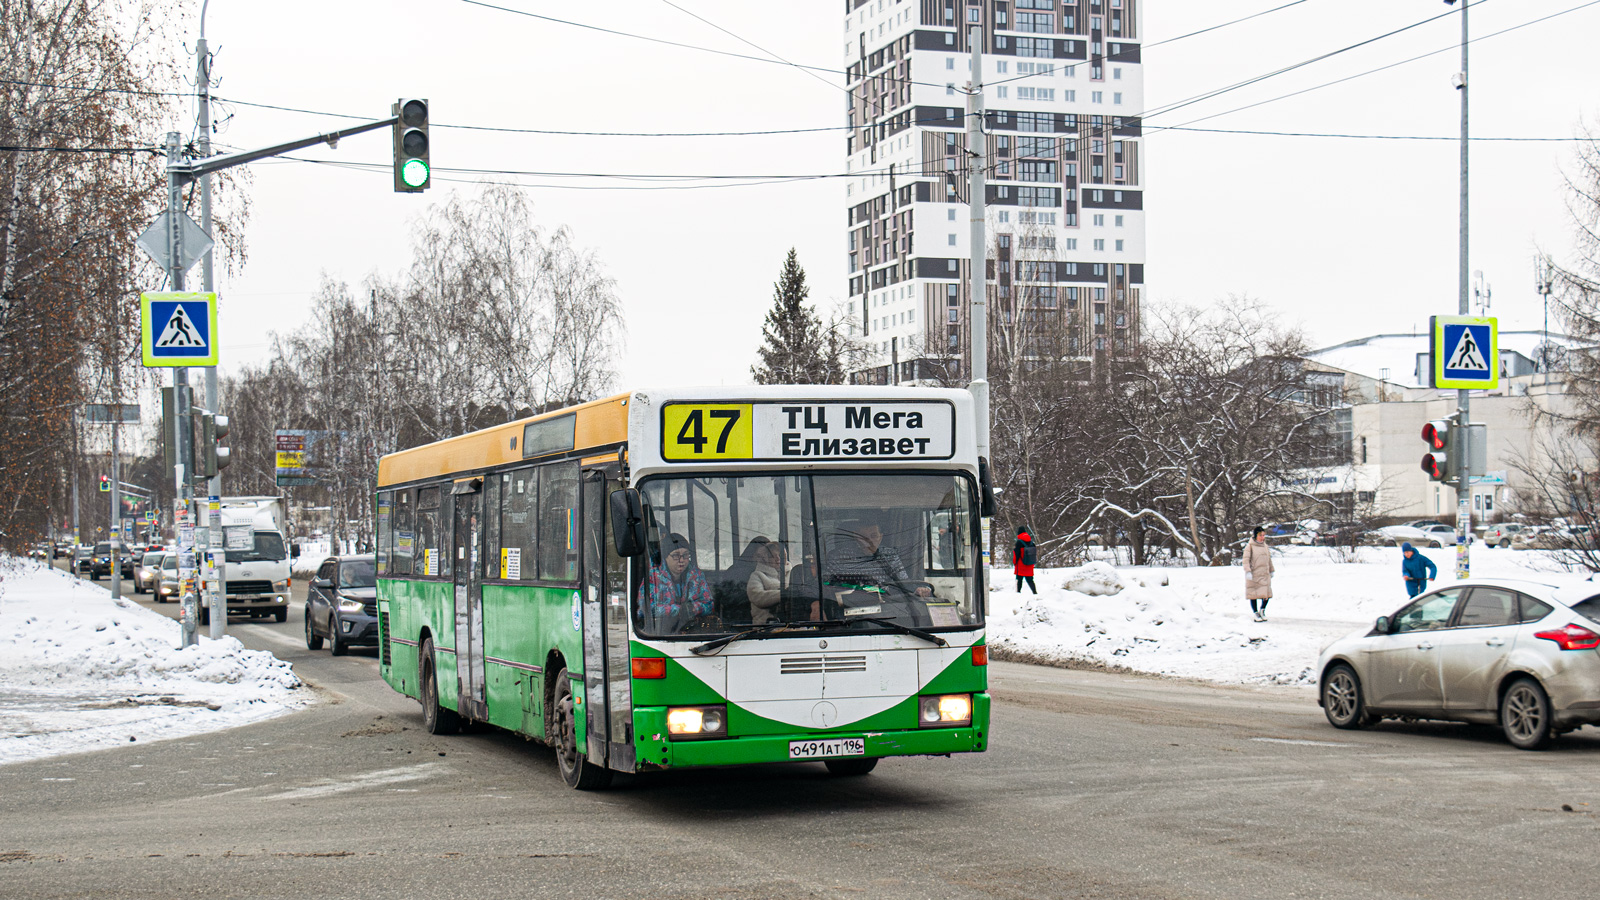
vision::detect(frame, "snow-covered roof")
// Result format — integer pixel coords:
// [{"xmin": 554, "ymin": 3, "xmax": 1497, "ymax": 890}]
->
[{"xmin": 1305, "ymin": 331, "xmax": 1588, "ymax": 386}]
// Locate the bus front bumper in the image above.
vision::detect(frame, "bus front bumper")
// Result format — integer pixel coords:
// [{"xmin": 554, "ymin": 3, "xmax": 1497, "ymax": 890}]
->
[{"xmin": 634, "ymin": 694, "xmax": 989, "ymax": 769}]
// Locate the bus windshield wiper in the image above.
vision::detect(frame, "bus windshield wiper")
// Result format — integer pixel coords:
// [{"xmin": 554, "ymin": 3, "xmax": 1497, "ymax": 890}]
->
[
  {"xmin": 820, "ymin": 616, "xmax": 947, "ymax": 647},
  {"xmin": 689, "ymin": 622, "xmax": 794, "ymax": 656}
]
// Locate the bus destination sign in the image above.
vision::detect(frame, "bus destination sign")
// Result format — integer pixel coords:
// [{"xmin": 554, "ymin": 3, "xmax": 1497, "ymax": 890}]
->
[{"xmin": 662, "ymin": 400, "xmax": 955, "ymax": 462}]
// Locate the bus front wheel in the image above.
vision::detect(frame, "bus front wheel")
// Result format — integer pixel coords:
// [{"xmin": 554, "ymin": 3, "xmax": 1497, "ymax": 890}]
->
[
  {"xmin": 552, "ymin": 667, "xmax": 613, "ymax": 790},
  {"xmin": 419, "ymin": 637, "xmax": 461, "ymax": 735}
]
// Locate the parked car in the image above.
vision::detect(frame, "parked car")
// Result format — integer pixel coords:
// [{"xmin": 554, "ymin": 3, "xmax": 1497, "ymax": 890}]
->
[
  {"xmin": 1415, "ymin": 523, "xmax": 1459, "ymax": 548},
  {"xmin": 304, "ymin": 555, "xmax": 379, "ymax": 655},
  {"xmin": 1369, "ymin": 525, "xmax": 1430, "ymax": 546},
  {"xmin": 1483, "ymin": 523, "xmax": 1531, "ymax": 548},
  {"xmin": 1515, "ymin": 527, "xmax": 1596, "ymax": 551},
  {"xmin": 1314, "ymin": 522, "xmax": 1369, "ymax": 547},
  {"xmin": 133, "ymin": 551, "xmax": 166, "ymax": 595},
  {"xmin": 1318, "ymin": 578, "xmax": 1600, "ymax": 749}
]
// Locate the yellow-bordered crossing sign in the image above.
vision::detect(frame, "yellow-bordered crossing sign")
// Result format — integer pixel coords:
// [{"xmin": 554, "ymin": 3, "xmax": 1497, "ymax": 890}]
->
[
  {"xmin": 1430, "ymin": 315, "xmax": 1497, "ymax": 390},
  {"xmin": 141, "ymin": 292, "xmax": 218, "ymax": 367}
]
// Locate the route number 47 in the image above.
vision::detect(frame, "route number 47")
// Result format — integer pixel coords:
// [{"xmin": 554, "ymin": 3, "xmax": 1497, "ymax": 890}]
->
[{"xmin": 662, "ymin": 404, "xmax": 754, "ymax": 460}]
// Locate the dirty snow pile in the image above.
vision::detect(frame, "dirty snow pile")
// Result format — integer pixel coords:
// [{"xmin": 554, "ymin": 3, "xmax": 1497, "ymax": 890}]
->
[
  {"xmin": 0, "ymin": 558, "xmax": 310, "ymax": 766},
  {"xmin": 987, "ymin": 546, "xmax": 1595, "ymax": 686}
]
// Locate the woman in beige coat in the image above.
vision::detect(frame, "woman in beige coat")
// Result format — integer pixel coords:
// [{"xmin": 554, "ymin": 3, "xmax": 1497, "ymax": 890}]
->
[
  {"xmin": 1243, "ymin": 526, "xmax": 1275, "ymax": 622},
  {"xmin": 746, "ymin": 541, "xmax": 787, "ymax": 625}
]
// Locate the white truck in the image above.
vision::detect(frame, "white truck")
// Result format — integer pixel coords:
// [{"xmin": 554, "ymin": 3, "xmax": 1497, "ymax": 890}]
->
[{"xmin": 207, "ymin": 496, "xmax": 294, "ymax": 624}]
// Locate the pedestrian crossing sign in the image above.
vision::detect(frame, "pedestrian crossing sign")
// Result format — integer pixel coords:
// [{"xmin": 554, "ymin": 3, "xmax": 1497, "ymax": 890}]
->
[
  {"xmin": 1430, "ymin": 315, "xmax": 1498, "ymax": 390},
  {"xmin": 141, "ymin": 291, "xmax": 218, "ymax": 367}
]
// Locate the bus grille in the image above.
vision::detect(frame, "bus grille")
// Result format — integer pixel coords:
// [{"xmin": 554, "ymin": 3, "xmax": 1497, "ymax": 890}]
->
[
  {"xmin": 379, "ymin": 611, "xmax": 390, "ymax": 667},
  {"xmin": 780, "ymin": 655, "xmax": 866, "ymax": 674}
]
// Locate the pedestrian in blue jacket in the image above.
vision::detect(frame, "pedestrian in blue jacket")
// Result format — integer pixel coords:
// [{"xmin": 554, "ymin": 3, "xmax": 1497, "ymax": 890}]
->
[{"xmin": 1400, "ymin": 542, "xmax": 1437, "ymax": 598}]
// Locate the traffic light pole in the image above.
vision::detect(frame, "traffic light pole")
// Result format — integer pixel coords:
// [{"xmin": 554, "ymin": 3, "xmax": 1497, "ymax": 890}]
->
[
  {"xmin": 109, "ymin": 414, "xmax": 121, "ymax": 599},
  {"xmin": 165, "ymin": 131, "xmax": 199, "ymax": 649},
  {"xmin": 1454, "ymin": 0, "xmax": 1472, "ymax": 580}
]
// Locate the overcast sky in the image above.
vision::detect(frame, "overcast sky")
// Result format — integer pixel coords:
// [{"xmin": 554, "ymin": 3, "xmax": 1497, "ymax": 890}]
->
[{"xmin": 191, "ymin": 0, "xmax": 1600, "ymax": 389}]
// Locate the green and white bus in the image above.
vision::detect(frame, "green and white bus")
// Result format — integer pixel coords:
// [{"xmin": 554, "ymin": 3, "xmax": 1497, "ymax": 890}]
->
[{"xmin": 375, "ymin": 387, "xmax": 991, "ymax": 789}]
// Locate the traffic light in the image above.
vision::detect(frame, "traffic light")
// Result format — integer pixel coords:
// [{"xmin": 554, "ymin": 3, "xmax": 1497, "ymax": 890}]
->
[
  {"xmin": 98, "ymin": 474, "xmax": 110, "ymax": 492},
  {"xmin": 392, "ymin": 98, "xmax": 430, "ymax": 192},
  {"xmin": 201, "ymin": 412, "xmax": 231, "ymax": 477},
  {"xmin": 1421, "ymin": 417, "xmax": 1455, "ymax": 483}
]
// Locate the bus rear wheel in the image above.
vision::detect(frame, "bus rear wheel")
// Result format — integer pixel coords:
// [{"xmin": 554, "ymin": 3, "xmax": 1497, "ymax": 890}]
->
[
  {"xmin": 824, "ymin": 757, "xmax": 878, "ymax": 777},
  {"xmin": 419, "ymin": 637, "xmax": 461, "ymax": 735},
  {"xmin": 552, "ymin": 667, "xmax": 612, "ymax": 790}
]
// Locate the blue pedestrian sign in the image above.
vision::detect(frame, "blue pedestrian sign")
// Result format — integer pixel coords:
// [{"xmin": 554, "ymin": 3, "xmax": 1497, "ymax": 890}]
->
[
  {"xmin": 141, "ymin": 292, "xmax": 218, "ymax": 367},
  {"xmin": 1430, "ymin": 315, "xmax": 1498, "ymax": 390}
]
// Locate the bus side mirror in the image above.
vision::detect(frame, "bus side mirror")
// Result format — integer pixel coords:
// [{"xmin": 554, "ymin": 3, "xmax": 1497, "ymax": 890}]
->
[
  {"xmin": 609, "ymin": 489, "xmax": 647, "ymax": 558},
  {"xmin": 977, "ymin": 457, "xmax": 998, "ymax": 518}
]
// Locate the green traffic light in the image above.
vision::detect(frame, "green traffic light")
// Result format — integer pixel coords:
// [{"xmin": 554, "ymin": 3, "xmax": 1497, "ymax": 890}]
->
[{"xmin": 401, "ymin": 158, "xmax": 429, "ymax": 188}]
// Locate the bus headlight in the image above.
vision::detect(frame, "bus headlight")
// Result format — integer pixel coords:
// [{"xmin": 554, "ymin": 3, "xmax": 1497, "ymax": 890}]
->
[
  {"xmin": 919, "ymin": 694, "xmax": 972, "ymax": 727},
  {"xmin": 666, "ymin": 705, "xmax": 727, "ymax": 740}
]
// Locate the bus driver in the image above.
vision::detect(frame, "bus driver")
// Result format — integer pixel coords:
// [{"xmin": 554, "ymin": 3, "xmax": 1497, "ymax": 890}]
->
[{"xmin": 827, "ymin": 519, "xmax": 933, "ymax": 598}]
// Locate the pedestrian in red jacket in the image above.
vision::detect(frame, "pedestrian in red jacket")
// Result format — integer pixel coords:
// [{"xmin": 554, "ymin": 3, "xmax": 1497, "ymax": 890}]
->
[{"xmin": 1013, "ymin": 528, "xmax": 1038, "ymax": 594}]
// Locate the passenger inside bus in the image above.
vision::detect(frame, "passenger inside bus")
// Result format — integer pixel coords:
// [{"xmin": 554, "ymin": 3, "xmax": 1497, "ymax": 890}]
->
[
  {"xmin": 745, "ymin": 538, "xmax": 788, "ymax": 625},
  {"xmin": 714, "ymin": 537, "xmax": 767, "ymax": 624},
  {"xmin": 637, "ymin": 532, "xmax": 714, "ymax": 633}
]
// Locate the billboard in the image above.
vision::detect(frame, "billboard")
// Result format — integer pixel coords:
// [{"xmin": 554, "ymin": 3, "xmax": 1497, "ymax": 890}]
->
[{"xmin": 275, "ymin": 429, "xmax": 343, "ymax": 487}]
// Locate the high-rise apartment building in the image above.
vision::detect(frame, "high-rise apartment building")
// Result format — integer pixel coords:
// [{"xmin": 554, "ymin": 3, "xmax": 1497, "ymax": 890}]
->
[{"xmin": 844, "ymin": 0, "xmax": 1144, "ymax": 384}]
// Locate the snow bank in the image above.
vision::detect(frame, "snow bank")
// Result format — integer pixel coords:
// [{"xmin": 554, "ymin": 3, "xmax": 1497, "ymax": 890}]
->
[
  {"xmin": 0, "ymin": 558, "xmax": 310, "ymax": 766},
  {"xmin": 988, "ymin": 546, "xmax": 1594, "ymax": 686}
]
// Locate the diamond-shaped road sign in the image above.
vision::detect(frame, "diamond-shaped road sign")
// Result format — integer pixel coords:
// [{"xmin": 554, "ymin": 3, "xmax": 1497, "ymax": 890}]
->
[{"xmin": 136, "ymin": 209, "xmax": 213, "ymax": 275}]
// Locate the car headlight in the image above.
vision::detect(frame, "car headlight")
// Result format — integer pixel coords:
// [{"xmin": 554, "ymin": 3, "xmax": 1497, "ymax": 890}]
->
[
  {"xmin": 272, "ymin": 580, "xmax": 289, "ymax": 592},
  {"xmin": 919, "ymin": 693, "xmax": 973, "ymax": 727},
  {"xmin": 665, "ymin": 705, "xmax": 727, "ymax": 740},
  {"xmin": 338, "ymin": 597, "xmax": 365, "ymax": 613}
]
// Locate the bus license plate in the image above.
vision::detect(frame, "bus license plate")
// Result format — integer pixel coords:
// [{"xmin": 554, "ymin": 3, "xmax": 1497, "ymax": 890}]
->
[{"xmin": 789, "ymin": 738, "xmax": 865, "ymax": 759}]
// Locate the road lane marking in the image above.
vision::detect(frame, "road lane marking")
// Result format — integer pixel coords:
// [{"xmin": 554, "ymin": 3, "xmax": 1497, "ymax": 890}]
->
[
  {"xmin": 1251, "ymin": 737, "xmax": 1354, "ymax": 747},
  {"xmin": 261, "ymin": 763, "xmax": 443, "ymax": 801}
]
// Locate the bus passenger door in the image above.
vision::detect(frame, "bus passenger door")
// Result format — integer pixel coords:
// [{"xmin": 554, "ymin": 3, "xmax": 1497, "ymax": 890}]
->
[
  {"xmin": 453, "ymin": 480, "xmax": 488, "ymax": 721},
  {"xmin": 582, "ymin": 466, "xmax": 634, "ymax": 773}
]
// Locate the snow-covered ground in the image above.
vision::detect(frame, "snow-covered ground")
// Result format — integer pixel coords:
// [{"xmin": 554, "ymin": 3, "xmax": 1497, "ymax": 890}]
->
[
  {"xmin": 0, "ymin": 558, "xmax": 311, "ymax": 767},
  {"xmin": 988, "ymin": 545, "xmax": 1597, "ymax": 686}
]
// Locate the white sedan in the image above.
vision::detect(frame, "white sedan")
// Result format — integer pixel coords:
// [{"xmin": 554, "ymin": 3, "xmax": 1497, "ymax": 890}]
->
[{"xmin": 1317, "ymin": 579, "xmax": 1600, "ymax": 749}]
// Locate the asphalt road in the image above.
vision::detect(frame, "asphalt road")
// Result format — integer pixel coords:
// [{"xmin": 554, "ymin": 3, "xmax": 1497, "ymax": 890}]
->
[{"xmin": 6, "ymin": 565, "xmax": 1600, "ymax": 898}]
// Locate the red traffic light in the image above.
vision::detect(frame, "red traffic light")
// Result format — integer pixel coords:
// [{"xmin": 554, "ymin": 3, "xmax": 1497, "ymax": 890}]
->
[
  {"xmin": 1421, "ymin": 453, "xmax": 1447, "ymax": 480},
  {"xmin": 1421, "ymin": 420, "xmax": 1448, "ymax": 450}
]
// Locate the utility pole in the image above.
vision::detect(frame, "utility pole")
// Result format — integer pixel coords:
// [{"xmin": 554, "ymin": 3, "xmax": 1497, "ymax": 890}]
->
[
  {"xmin": 109, "ymin": 408, "xmax": 122, "ymax": 599},
  {"xmin": 197, "ymin": 14, "xmax": 226, "ymax": 640},
  {"xmin": 1453, "ymin": 0, "xmax": 1472, "ymax": 580},
  {"xmin": 166, "ymin": 130, "xmax": 200, "ymax": 648},
  {"xmin": 966, "ymin": 25, "xmax": 989, "ymax": 564}
]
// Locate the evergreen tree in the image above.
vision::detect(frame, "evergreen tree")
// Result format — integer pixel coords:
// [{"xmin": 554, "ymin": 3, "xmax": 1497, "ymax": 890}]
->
[{"xmin": 752, "ymin": 249, "xmax": 837, "ymax": 384}]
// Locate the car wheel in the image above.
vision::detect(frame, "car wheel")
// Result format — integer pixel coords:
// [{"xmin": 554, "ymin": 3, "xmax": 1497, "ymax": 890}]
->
[
  {"xmin": 1322, "ymin": 663, "xmax": 1372, "ymax": 730},
  {"xmin": 824, "ymin": 757, "xmax": 880, "ymax": 777},
  {"xmin": 1500, "ymin": 540, "xmax": 1511, "ymax": 549},
  {"xmin": 328, "ymin": 616, "xmax": 345, "ymax": 656},
  {"xmin": 1428, "ymin": 541, "xmax": 1442, "ymax": 549},
  {"xmin": 304, "ymin": 607, "xmax": 323, "ymax": 650},
  {"xmin": 419, "ymin": 637, "xmax": 461, "ymax": 735},
  {"xmin": 552, "ymin": 667, "xmax": 612, "ymax": 790},
  {"xmin": 274, "ymin": 608, "xmax": 287, "ymax": 623},
  {"xmin": 1501, "ymin": 677, "xmax": 1554, "ymax": 750}
]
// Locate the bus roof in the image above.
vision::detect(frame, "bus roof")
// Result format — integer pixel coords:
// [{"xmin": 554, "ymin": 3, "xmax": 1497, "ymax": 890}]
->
[{"xmin": 377, "ymin": 393, "xmax": 629, "ymax": 488}]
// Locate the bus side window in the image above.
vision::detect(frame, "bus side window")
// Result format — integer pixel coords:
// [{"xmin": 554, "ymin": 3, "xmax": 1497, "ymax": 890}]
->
[{"xmin": 392, "ymin": 489, "xmax": 414, "ymax": 576}]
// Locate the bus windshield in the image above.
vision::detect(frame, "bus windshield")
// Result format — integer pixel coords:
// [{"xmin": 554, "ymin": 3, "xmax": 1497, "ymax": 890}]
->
[{"xmin": 634, "ymin": 473, "xmax": 981, "ymax": 639}]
